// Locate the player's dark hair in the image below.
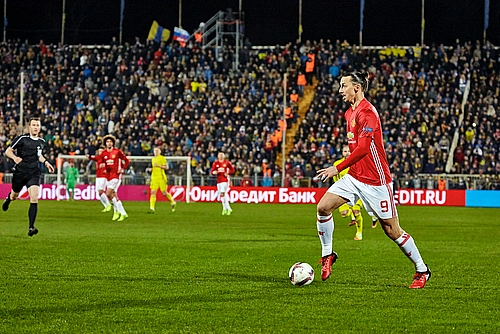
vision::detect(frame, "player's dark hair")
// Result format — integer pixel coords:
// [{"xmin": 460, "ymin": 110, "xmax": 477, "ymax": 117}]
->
[
  {"xmin": 347, "ymin": 71, "xmax": 370, "ymax": 93},
  {"xmin": 102, "ymin": 134, "xmax": 116, "ymax": 146},
  {"xmin": 28, "ymin": 116, "xmax": 41, "ymax": 124}
]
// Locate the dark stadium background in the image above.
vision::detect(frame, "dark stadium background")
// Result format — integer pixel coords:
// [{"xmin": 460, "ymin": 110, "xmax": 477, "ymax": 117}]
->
[{"xmin": 5, "ymin": 0, "xmax": 500, "ymax": 46}]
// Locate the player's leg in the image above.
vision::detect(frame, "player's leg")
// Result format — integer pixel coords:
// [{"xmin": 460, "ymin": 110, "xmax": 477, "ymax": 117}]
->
[
  {"xmin": 116, "ymin": 195, "xmax": 128, "ymax": 221},
  {"xmin": 150, "ymin": 178, "xmax": 158, "ymax": 212},
  {"xmin": 318, "ymin": 175, "xmax": 363, "ymax": 280},
  {"xmin": 96, "ymin": 178, "xmax": 111, "ymax": 211},
  {"xmin": 316, "ymin": 191, "xmax": 344, "ymax": 281},
  {"xmin": 68, "ymin": 183, "xmax": 76, "ymax": 200},
  {"xmin": 379, "ymin": 216, "xmax": 430, "ymax": 288},
  {"xmin": 352, "ymin": 200, "xmax": 363, "ymax": 240},
  {"xmin": 106, "ymin": 186, "xmax": 120, "ymax": 220},
  {"xmin": 150, "ymin": 189, "xmax": 157, "ymax": 212},
  {"xmin": 357, "ymin": 181, "xmax": 430, "ymax": 288},
  {"xmin": 220, "ymin": 191, "xmax": 227, "ymax": 215},
  {"xmin": 27, "ymin": 182, "xmax": 40, "ymax": 237},
  {"xmin": 3, "ymin": 174, "xmax": 24, "ymax": 211},
  {"xmin": 114, "ymin": 179, "xmax": 128, "ymax": 221},
  {"xmin": 218, "ymin": 182, "xmax": 230, "ymax": 215},
  {"xmin": 224, "ymin": 186, "xmax": 232, "ymax": 214},
  {"xmin": 161, "ymin": 181, "xmax": 176, "ymax": 212},
  {"xmin": 165, "ymin": 189, "xmax": 176, "ymax": 212},
  {"xmin": 2, "ymin": 189, "xmax": 13, "ymax": 211},
  {"xmin": 338, "ymin": 203, "xmax": 354, "ymax": 226}
]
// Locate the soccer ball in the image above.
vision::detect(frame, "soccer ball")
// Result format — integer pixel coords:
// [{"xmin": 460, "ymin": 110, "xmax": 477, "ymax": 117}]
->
[{"xmin": 289, "ymin": 262, "xmax": 314, "ymax": 286}]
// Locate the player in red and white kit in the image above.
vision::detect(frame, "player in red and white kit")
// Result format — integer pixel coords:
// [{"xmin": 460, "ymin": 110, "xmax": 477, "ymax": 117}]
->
[
  {"xmin": 99, "ymin": 135, "xmax": 130, "ymax": 221},
  {"xmin": 87, "ymin": 146, "xmax": 111, "ymax": 212},
  {"xmin": 210, "ymin": 152, "xmax": 235, "ymax": 215},
  {"xmin": 315, "ymin": 71, "xmax": 430, "ymax": 289}
]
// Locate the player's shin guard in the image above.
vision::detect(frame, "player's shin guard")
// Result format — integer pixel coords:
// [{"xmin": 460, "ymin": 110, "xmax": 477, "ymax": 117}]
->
[
  {"xmin": 28, "ymin": 203, "xmax": 38, "ymax": 229},
  {"xmin": 395, "ymin": 232, "xmax": 426, "ymax": 272},
  {"xmin": 150, "ymin": 194, "xmax": 156, "ymax": 210},
  {"xmin": 317, "ymin": 214, "xmax": 334, "ymax": 257}
]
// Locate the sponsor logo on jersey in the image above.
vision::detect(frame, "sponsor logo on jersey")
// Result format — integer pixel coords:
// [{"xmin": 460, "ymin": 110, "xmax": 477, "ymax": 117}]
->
[{"xmin": 347, "ymin": 132, "xmax": 354, "ymax": 139}]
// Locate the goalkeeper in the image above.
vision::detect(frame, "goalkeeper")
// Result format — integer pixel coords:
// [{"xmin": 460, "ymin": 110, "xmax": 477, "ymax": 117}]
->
[{"xmin": 65, "ymin": 161, "xmax": 79, "ymax": 201}]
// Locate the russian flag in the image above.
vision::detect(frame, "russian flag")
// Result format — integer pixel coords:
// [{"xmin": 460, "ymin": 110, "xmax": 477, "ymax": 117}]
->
[{"xmin": 173, "ymin": 27, "xmax": 190, "ymax": 44}]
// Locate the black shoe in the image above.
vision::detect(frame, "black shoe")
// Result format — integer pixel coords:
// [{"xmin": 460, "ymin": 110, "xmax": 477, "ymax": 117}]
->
[
  {"xmin": 2, "ymin": 197, "xmax": 11, "ymax": 211},
  {"xmin": 28, "ymin": 228, "xmax": 38, "ymax": 237}
]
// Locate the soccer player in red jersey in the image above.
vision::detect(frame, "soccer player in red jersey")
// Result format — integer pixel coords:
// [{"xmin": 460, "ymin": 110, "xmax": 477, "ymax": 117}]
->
[
  {"xmin": 315, "ymin": 71, "xmax": 431, "ymax": 289},
  {"xmin": 87, "ymin": 146, "xmax": 111, "ymax": 212},
  {"xmin": 210, "ymin": 152, "xmax": 235, "ymax": 215},
  {"xmin": 99, "ymin": 135, "xmax": 130, "ymax": 221}
]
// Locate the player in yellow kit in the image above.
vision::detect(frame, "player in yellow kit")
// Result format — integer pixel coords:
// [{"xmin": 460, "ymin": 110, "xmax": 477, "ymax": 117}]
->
[
  {"xmin": 149, "ymin": 147, "xmax": 176, "ymax": 213},
  {"xmin": 333, "ymin": 146, "xmax": 364, "ymax": 240}
]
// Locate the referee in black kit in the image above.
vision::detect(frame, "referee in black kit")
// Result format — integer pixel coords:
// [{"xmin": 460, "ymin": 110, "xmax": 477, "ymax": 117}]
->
[{"xmin": 2, "ymin": 117, "xmax": 54, "ymax": 236}]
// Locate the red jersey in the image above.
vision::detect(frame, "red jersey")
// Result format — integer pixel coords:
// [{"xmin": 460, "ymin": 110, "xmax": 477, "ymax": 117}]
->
[
  {"xmin": 89, "ymin": 154, "xmax": 107, "ymax": 178},
  {"xmin": 99, "ymin": 148, "xmax": 130, "ymax": 180},
  {"xmin": 210, "ymin": 159, "xmax": 235, "ymax": 183},
  {"xmin": 337, "ymin": 98, "xmax": 392, "ymax": 186}
]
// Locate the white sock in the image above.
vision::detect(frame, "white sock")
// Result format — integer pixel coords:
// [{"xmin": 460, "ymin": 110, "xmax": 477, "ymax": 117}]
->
[
  {"xmin": 395, "ymin": 232, "xmax": 426, "ymax": 272},
  {"xmin": 100, "ymin": 193, "xmax": 110, "ymax": 208},
  {"xmin": 116, "ymin": 200, "xmax": 127, "ymax": 215},
  {"xmin": 223, "ymin": 195, "xmax": 231, "ymax": 210},
  {"xmin": 111, "ymin": 197, "xmax": 119, "ymax": 212},
  {"xmin": 317, "ymin": 214, "xmax": 334, "ymax": 257}
]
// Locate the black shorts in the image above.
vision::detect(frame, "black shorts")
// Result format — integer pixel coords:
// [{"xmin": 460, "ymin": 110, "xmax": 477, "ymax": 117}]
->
[{"xmin": 12, "ymin": 169, "xmax": 41, "ymax": 193}]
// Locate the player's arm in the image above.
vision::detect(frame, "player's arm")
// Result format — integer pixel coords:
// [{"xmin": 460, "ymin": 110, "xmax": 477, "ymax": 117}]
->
[
  {"xmin": 118, "ymin": 150, "xmax": 131, "ymax": 170},
  {"xmin": 87, "ymin": 154, "xmax": 99, "ymax": 162},
  {"xmin": 336, "ymin": 137, "xmax": 371, "ymax": 172},
  {"xmin": 228, "ymin": 162, "xmax": 235, "ymax": 175},
  {"xmin": 210, "ymin": 163, "xmax": 218, "ymax": 175},
  {"xmin": 4, "ymin": 147, "xmax": 22, "ymax": 164},
  {"xmin": 154, "ymin": 156, "xmax": 168, "ymax": 170},
  {"xmin": 336, "ymin": 110, "xmax": 376, "ymax": 172},
  {"xmin": 39, "ymin": 143, "xmax": 54, "ymax": 173}
]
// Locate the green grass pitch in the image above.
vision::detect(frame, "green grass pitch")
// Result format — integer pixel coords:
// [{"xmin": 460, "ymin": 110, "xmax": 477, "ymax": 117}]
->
[{"xmin": 1, "ymin": 200, "xmax": 499, "ymax": 333}]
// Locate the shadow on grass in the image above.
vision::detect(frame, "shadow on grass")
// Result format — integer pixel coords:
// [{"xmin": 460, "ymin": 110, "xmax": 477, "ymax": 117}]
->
[{"xmin": 0, "ymin": 279, "xmax": 284, "ymax": 318}]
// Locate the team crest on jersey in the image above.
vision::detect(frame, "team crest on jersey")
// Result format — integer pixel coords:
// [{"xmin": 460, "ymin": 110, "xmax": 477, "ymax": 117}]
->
[
  {"xmin": 351, "ymin": 119, "xmax": 356, "ymax": 128},
  {"xmin": 347, "ymin": 132, "xmax": 355, "ymax": 139},
  {"xmin": 112, "ymin": 154, "xmax": 116, "ymax": 159}
]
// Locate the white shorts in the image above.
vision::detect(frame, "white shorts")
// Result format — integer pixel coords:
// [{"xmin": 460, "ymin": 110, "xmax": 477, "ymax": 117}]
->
[
  {"xmin": 106, "ymin": 178, "xmax": 121, "ymax": 191},
  {"xmin": 327, "ymin": 174, "xmax": 398, "ymax": 219},
  {"xmin": 217, "ymin": 182, "xmax": 230, "ymax": 194},
  {"xmin": 96, "ymin": 177, "xmax": 107, "ymax": 191}
]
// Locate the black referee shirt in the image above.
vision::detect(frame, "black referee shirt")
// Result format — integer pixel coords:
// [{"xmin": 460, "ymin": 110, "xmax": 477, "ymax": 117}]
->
[{"xmin": 10, "ymin": 134, "xmax": 46, "ymax": 172}]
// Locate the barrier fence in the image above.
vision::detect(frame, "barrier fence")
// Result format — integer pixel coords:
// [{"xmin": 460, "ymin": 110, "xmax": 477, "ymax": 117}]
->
[{"xmin": 1, "ymin": 184, "xmax": 498, "ymax": 208}]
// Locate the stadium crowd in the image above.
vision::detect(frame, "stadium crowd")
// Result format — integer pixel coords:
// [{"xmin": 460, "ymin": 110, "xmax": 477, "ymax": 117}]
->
[{"xmin": 0, "ymin": 37, "xmax": 498, "ymax": 189}]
